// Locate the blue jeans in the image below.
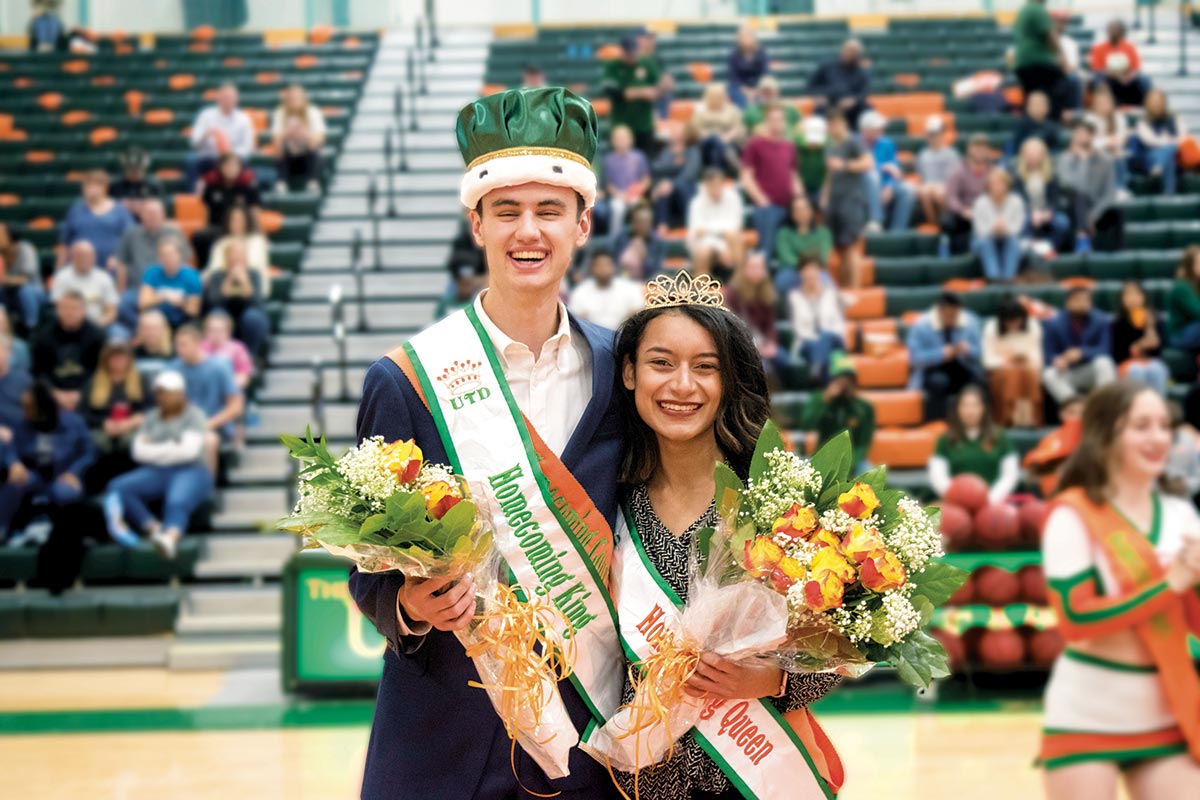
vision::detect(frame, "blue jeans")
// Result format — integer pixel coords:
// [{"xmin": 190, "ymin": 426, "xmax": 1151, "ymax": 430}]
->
[
  {"xmin": 700, "ymin": 135, "xmax": 734, "ymax": 171},
  {"xmin": 106, "ymin": 463, "xmax": 213, "ymax": 533},
  {"xmin": 1030, "ymin": 212, "xmax": 1072, "ymax": 251},
  {"xmin": 973, "ymin": 234, "xmax": 1022, "ymax": 282},
  {"xmin": 233, "ymin": 305, "xmax": 269, "ymax": 359},
  {"xmin": 798, "ymin": 331, "xmax": 846, "ymax": 379},
  {"xmin": 865, "ymin": 172, "xmax": 916, "ymax": 231},
  {"xmin": 184, "ymin": 153, "xmax": 218, "ymax": 189},
  {"xmin": 0, "ymin": 472, "xmax": 84, "ymax": 535},
  {"xmin": 1146, "ymin": 144, "xmax": 1179, "ymax": 195},
  {"xmin": 752, "ymin": 204, "xmax": 789, "ymax": 261},
  {"xmin": 1124, "ymin": 359, "xmax": 1170, "ymax": 395},
  {"xmin": 1172, "ymin": 321, "xmax": 1200, "ymax": 352},
  {"xmin": 117, "ymin": 287, "xmax": 140, "ymax": 331},
  {"xmin": 2, "ymin": 283, "xmax": 46, "ymax": 331},
  {"xmin": 652, "ymin": 178, "xmax": 694, "ymax": 230}
]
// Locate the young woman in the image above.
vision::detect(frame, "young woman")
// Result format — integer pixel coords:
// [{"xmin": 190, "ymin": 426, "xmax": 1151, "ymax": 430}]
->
[
  {"xmin": 929, "ymin": 385, "xmax": 1019, "ymax": 504},
  {"xmin": 691, "ymin": 83, "xmax": 746, "ymax": 173},
  {"xmin": 1013, "ymin": 138, "xmax": 1070, "ymax": 252},
  {"xmin": 723, "ymin": 251, "xmax": 779, "ymax": 365},
  {"xmin": 271, "ymin": 83, "xmax": 326, "ymax": 193},
  {"xmin": 1113, "ymin": 281, "xmax": 1170, "ymax": 395},
  {"xmin": 80, "ymin": 339, "xmax": 150, "ymax": 491},
  {"xmin": 205, "ymin": 204, "xmax": 271, "ymax": 292},
  {"xmin": 773, "ymin": 194, "xmax": 833, "ymax": 293},
  {"xmin": 203, "ymin": 240, "xmax": 269, "ymax": 359},
  {"xmin": 1168, "ymin": 246, "xmax": 1200, "ymax": 354},
  {"xmin": 612, "ymin": 289, "xmax": 841, "ymax": 800},
  {"xmin": 786, "ymin": 257, "xmax": 846, "ymax": 383},
  {"xmin": 981, "ymin": 296, "xmax": 1044, "ymax": 427},
  {"xmin": 1041, "ymin": 380, "xmax": 1200, "ymax": 799},
  {"xmin": 970, "ymin": 167, "xmax": 1026, "ymax": 283},
  {"xmin": 1134, "ymin": 89, "xmax": 1187, "ymax": 196},
  {"xmin": 1084, "ymin": 83, "xmax": 1130, "ymax": 188}
]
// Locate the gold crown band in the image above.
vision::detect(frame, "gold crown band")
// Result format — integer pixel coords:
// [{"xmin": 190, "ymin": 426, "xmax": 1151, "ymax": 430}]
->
[
  {"xmin": 465, "ymin": 146, "xmax": 593, "ymax": 172},
  {"xmin": 644, "ymin": 271, "xmax": 728, "ymax": 311}
]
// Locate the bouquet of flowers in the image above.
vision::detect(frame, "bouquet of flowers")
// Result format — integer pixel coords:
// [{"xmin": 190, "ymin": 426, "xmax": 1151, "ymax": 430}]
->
[{"xmin": 277, "ymin": 427, "xmax": 578, "ymax": 779}]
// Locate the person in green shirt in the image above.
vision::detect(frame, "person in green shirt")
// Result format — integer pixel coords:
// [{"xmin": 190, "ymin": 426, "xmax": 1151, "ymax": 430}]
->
[
  {"xmin": 1013, "ymin": 0, "xmax": 1066, "ymax": 120},
  {"xmin": 795, "ymin": 116, "xmax": 828, "ymax": 205},
  {"xmin": 798, "ymin": 351, "xmax": 875, "ymax": 472},
  {"xmin": 602, "ymin": 35, "xmax": 661, "ymax": 155},
  {"xmin": 929, "ymin": 384, "xmax": 1019, "ymax": 504},
  {"xmin": 742, "ymin": 76, "xmax": 800, "ymax": 135},
  {"xmin": 1169, "ymin": 246, "xmax": 1200, "ymax": 353},
  {"xmin": 773, "ymin": 195, "xmax": 832, "ymax": 291}
]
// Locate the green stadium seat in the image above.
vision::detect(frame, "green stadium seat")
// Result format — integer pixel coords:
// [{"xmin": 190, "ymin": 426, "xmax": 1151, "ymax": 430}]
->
[
  {"xmin": 124, "ymin": 540, "xmax": 200, "ymax": 582},
  {"xmin": 0, "ymin": 550, "xmax": 37, "ymax": 586},
  {"xmin": 1008, "ymin": 427, "xmax": 1047, "ymax": 458},
  {"xmin": 80, "ymin": 545, "xmax": 126, "ymax": 582},
  {"xmin": 1163, "ymin": 348, "xmax": 1198, "ymax": 383},
  {"xmin": 0, "ymin": 595, "xmax": 29, "ymax": 639},
  {"xmin": 1171, "ymin": 222, "xmax": 1200, "ymax": 248},
  {"xmin": 27, "ymin": 593, "xmax": 104, "ymax": 638},
  {"xmin": 1085, "ymin": 253, "xmax": 1137, "ymax": 281},
  {"xmin": 101, "ymin": 590, "xmax": 180, "ymax": 636},
  {"xmin": 1125, "ymin": 223, "xmax": 1173, "ymax": 250}
]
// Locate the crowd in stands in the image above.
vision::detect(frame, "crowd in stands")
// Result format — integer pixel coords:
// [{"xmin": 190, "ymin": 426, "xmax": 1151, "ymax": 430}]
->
[{"xmin": 1, "ymin": 17, "xmax": 326, "ymax": 565}]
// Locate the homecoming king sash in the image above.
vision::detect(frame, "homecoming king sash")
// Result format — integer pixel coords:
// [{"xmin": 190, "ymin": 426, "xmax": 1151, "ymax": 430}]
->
[
  {"xmin": 582, "ymin": 509, "xmax": 844, "ymax": 799},
  {"xmin": 1057, "ymin": 488, "xmax": 1200, "ymax": 761},
  {"xmin": 391, "ymin": 306, "xmax": 624, "ymax": 742}
]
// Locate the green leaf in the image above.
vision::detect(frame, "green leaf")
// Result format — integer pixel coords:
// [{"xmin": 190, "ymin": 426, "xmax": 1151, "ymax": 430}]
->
[
  {"xmin": 810, "ymin": 431, "xmax": 853, "ymax": 486},
  {"xmin": 437, "ymin": 498, "xmax": 480, "ymax": 540},
  {"xmin": 714, "ymin": 462, "xmax": 746, "ymax": 517},
  {"xmin": 816, "ymin": 479, "xmax": 849, "ymax": 512},
  {"xmin": 909, "ymin": 562, "xmax": 970, "ymax": 608},
  {"xmin": 910, "ymin": 594, "xmax": 935, "ymax": 627},
  {"xmin": 749, "ymin": 420, "xmax": 787, "ymax": 483},
  {"xmin": 359, "ymin": 514, "xmax": 390, "ymax": 537},
  {"xmin": 852, "ymin": 464, "xmax": 889, "ymax": 493},
  {"xmin": 277, "ymin": 511, "xmax": 366, "ymax": 547},
  {"xmin": 886, "ymin": 629, "xmax": 949, "ymax": 689}
]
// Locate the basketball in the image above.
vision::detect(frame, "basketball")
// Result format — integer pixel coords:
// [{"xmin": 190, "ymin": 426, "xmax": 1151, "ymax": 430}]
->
[
  {"xmin": 973, "ymin": 566, "xmax": 1022, "ymax": 606},
  {"xmin": 931, "ymin": 628, "xmax": 967, "ymax": 673},
  {"xmin": 939, "ymin": 503, "xmax": 974, "ymax": 551},
  {"xmin": 944, "ymin": 474, "xmax": 990, "ymax": 513},
  {"xmin": 973, "ymin": 503, "xmax": 1020, "ymax": 551},
  {"xmin": 1027, "ymin": 628, "xmax": 1065, "ymax": 668},
  {"xmin": 949, "ymin": 572, "xmax": 976, "ymax": 606},
  {"xmin": 1018, "ymin": 565, "xmax": 1048, "ymax": 605},
  {"xmin": 977, "ymin": 629, "xmax": 1027, "ymax": 670},
  {"xmin": 1017, "ymin": 500, "xmax": 1050, "ymax": 548}
]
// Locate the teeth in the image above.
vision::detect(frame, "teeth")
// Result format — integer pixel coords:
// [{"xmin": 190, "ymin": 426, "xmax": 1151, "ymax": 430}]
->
[
  {"xmin": 512, "ymin": 251, "xmax": 547, "ymax": 260},
  {"xmin": 660, "ymin": 402, "xmax": 700, "ymax": 412}
]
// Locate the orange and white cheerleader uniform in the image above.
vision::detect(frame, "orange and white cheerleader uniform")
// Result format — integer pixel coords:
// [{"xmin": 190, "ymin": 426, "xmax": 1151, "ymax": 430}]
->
[{"xmin": 1039, "ymin": 488, "xmax": 1200, "ymax": 770}]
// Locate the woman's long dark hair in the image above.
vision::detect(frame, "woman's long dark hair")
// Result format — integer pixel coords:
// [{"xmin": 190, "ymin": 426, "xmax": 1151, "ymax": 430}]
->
[
  {"xmin": 945, "ymin": 384, "xmax": 999, "ymax": 450},
  {"xmin": 25, "ymin": 380, "xmax": 60, "ymax": 433},
  {"xmin": 1058, "ymin": 379, "xmax": 1157, "ymax": 504},
  {"xmin": 615, "ymin": 305, "xmax": 770, "ymax": 485}
]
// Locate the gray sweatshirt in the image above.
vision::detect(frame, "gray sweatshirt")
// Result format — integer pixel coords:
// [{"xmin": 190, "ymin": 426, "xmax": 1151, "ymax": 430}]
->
[
  {"xmin": 971, "ymin": 193, "xmax": 1027, "ymax": 238},
  {"xmin": 1055, "ymin": 149, "xmax": 1117, "ymax": 227},
  {"xmin": 131, "ymin": 405, "xmax": 208, "ymax": 467}
]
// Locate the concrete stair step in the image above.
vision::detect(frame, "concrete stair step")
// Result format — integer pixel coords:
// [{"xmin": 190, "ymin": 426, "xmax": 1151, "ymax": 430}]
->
[
  {"xmin": 168, "ymin": 636, "xmax": 280, "ymax": 670},
  {"xmin": 338, "ymin": 150, "xmax": 462, "ymax": 173},
  {"xmin": 175, "ymin": 612, "xmax": 280, "ymax": 636},
  {"xmin": 0, "ymin": 637, "xmax": 169, "ymax": 669},
  {"xmin": 183, "ymin": 585, "xmax": 280, "ymax": 617},
  {"xmin": 310, "ymin": 217, "xmax": 457, "ymax": 244},
  {"xmin": 330, "ymin": 172, "xmax": 458, "ymax": 192},
  {"xmin": 256, "ymin": 402, "xmax": 359, "ymax": 440},
  {"xmin": 210, "ymin": 487, "xmax": 291, "ymax": 531},
  {"xmin": 270, "ymin": 331, "xmax": 418, "ymax": 366},
  {"xmin": 259, "ymin": 365, "xmax": 371, "ymax": 403},
  {"xmin": 320, "ymin": 193, "xmax": 463, "ymax": 219},
  {"xmin": 301, "ymin": 244, "xmax": 447, "ymax": 271},
  {"xmin": 194, "ymin": 533, "xmax": 296, "ymax": 578},
  {"xmin": 280, "ymin": 299, "xmax": 436, "ymax": 333}
]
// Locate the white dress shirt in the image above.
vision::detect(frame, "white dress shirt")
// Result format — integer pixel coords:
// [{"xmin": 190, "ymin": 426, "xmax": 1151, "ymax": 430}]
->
[
  {"xmin": 190, "ymin": 106, "xmax": 256, "ymax": 159},
  {"xmin": 569, "ymin": 276, "xmax": 646, "ymax": 331}
]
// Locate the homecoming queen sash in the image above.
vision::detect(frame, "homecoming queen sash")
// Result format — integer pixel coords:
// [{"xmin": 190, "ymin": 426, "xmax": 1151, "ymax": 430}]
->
[
  {"xmin": 581, "ymin": 510, "xmax": 842, "ymax": 800},
  {"xmin": 392, "ymin": 307, "xmax": 624, "ymax": 750}
]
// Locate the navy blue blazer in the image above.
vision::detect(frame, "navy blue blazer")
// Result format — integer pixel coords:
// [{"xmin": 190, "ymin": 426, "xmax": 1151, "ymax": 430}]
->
[{"xmin": 350, "ymin": 315, "xmax": 623, "ymax": 800}]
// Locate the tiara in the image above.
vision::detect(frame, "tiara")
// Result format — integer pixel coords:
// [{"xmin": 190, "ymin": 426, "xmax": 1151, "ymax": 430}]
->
[{"xmin": 644, "ymin": 271, "xmax": 728, "ymax": 311}]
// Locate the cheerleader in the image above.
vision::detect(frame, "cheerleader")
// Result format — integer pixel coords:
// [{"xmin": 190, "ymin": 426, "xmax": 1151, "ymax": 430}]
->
[{"xmin": 1041, "ymin": 380, "xmax": 1200, "ymax": 798}]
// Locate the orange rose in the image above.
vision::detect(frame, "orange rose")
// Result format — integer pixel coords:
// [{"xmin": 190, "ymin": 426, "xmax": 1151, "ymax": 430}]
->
[
  {"xmin": 860, "ymin": 550, "xmax": 907, "ymax": 593},
  {"xmin": 838, "ymin": 482, "xmax": 881, "ymax": 519},
  {"xmin": 810, "ymin": 545, "xmax": 856, "ymax": 584},
  {"xmin": 810, "ymin": 529, "xmax": 842, "ymax": 550},
  {"xmin": 382, "ymin": 439, "xmax": 423, "ymax": 485},
  {"xmin": 744, "ymin": 536, "xmax": 785, "ymax": 579},
  {"xmin": 841, "ymin": 523, "xmax": 887, "ymax": 564},
  {"xmin": 772, "ymin": 503, "xmax": 819, "ymax": 541},
  {"xmin": 770, "ymin": 555, "xmax": 807, "ymax": 593},
  {"xmin": 423, "ymin": 480, "xmax": 463, "ymax": 520},
  {"xmin": 804, "ymin": 570, "xmax": 846, "ymax": 612}
]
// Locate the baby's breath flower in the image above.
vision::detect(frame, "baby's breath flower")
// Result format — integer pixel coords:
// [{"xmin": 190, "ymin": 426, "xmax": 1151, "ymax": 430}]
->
[
  {"xmin": 883, "ymin": 497, "xmax": 944, "ymax": 572},
  {"xmin": 744, "ymin": 449, "xmax": 823, "ymax": 533}
]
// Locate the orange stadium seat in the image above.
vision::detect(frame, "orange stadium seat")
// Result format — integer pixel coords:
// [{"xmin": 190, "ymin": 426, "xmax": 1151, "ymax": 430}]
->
[
  {"xmin": 688, "ymin": 62, "xmax": 714, "ymax": 83},
  {"xmin": 61, "ymin": 110, "xmax": 91, "ymax": 126},
  {"xmin": 862, "ymin": 390, "xmax": 924, "ymax": 427},
  {"xmin": 843, "ymin": 287, "xmax": 885, "ymax": 320},
  {"xmin": 168, "ymin": 74, "xmax": 196, "ymax": 91},
  {"xmin": 868, "ymin": 423, "xmax": 945, "ymax": 469},
  {"xmin": 849, "ymin": 349, "xmax": 910, "ymax": 388}
]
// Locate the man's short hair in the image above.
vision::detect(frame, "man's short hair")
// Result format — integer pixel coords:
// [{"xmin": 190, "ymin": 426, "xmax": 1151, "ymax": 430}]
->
[
  {"xmin": 590, "ymin": 247, "xmax": 613, "ymax": 264},
  {"xmin": 968, "ymin": 133, "xmax": 990, "ymax": 149},
  {"xmin": 701, "ymin": 166, "xmax": 725, "ymax": 181},
  {"xmin": 1071, "ymin": 117, "xmax": 1097, "ymax": 134},
  {"xmin": 938, "ymin": 290, "xmax": 963, "ymax": 308},
  {"xmin": 174, "ymin": 322, "xmax": 202, "ymax": 340},
  {"xmin": 57, "ymin": 289, "xmax": 86, "ymax": 304},
  {"xmin": 1066, "ymin": 285, "xmax": 1092, "ymax": 301}
]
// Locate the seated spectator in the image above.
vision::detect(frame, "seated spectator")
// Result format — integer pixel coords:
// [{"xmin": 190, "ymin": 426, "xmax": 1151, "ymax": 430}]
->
[
  {"xmin": 1085, "ymin": 83, "xmax": 1131, "ymax": 189},
  {"xmin": 982, "ymin": 296, "xmax": 1044, "ymax": 427},
  {"xmin": 113, "ymin": 197, "xmax": 193, "ymax": 330},
  {"xmin": 168, "ymin": 324, "xmax": 244, "ymax": 471},
  {"xmin": 1013, "ymin": 137, "xmax": 1070, "ymax": 252},
  {"xmin": 915, "ymin": 116, "xmax": 962, "ymax": 227},
  {"xmin": 0, "ymin": 380, "xmax": 93, "ymax": 543},
  {"xmin": 200, "ymin": 311, "xmax": 255, "ymax": 391},
  {"xmin": 1165, "ymin": 400, "xmax": 1200, "ymax": 500},
  {"xmin": 943, "ymin": 134, "xmax": 993, "ymax": 254},
  {"xmin": 859, "ymin": 111, "xmax": 916, "ymax": 233},
  {"xmin": 195, "ymin": 154, "xmax": 262, "ymax": 267},
  {"xmin": 1042, "ymin": 285, "xmax": 1118, "ymax": 406},
  {"xmin": 906, "ymin": 291, "xmax": 985, "ymax": 421},
  {"xmin": 568, "ymin": 249, "xmax": 645, "ymax": 330},
  {"xmin": 187, "ymin": 82, "xmax": 255, "ymax": 190},
  {"xmin": 787, "ymin": 258, "xmax": 845, "ymax": 381},
  {"xmin": 0, "ymin": 222, "xmax": 45, "ymax": 334},
  {"xmin": 1007, "ymin": 91, "xmax": 1062, "ymax": 158},
  {"xmin": 28, "ymin": 2, "xmax": 67, "ymax": 52},
  {"xmin": 742, "ymin": 76, "xmax": 799, "ymax": 134},
  {"xmin": 601, "ymin": 35, "xmax": 660, "ymax": 157},
  {"xmin": 80, "ymin": 339, "xmax": 149, "ymax": 492},
  {"xmin": 202, "ymin": 241, "xmax": 268, "ymax": 359},
  {"xmin": 823, "ymin": 111, "xmax": 871, "ymax": 288},
  {"xmin": 1024, "ymin": 394, "xmax": 1084, "ymax": 496},
  {"xmin": 272, "ymin": 84, "xmax": 326, "ymax": 193},
  {"xmin": 971, "ymin": 168, "xmax": 1026, "ymax": 283},
  {"xmin": 727, "ymin": 25, "xmax": 769, "ymax": 108},
  {"xmin": 1057, "ymin": 119, "xmax": 1124, "ymax": 252},
  {"xmin": 1132, "ymin": 89, "xmax": 1186, "ymax": 196},
  {"xmin": 1051, "ymin": 10, "xmax": 1085, "ymax": 112},
  {"xmin": 649, "ymin": 122, "xmax": 701, "ymax": 231},
  {"xmin": 686, "ymin": 167, "xmax": 745, "ymax": 277},
  {"xmin": 929, "ymin": 385, "xmax": 1019, "ymax": 505},
  {"xmin": 795, "ymin": 116, "xmax": 828, "ymax": 207},
  {"xmin": 51, "ymin": 241, "xmax": 121, "ymax": 336},
  {"xmin": 692, "ymin": 83, "xmax": 745, "ymax": 173},
  {"xmin": 31, "ymin": 291, "xmax": 104, "ymax": 412},
  {"xmin": 1112, "ymin": 280, "xmax": 1169, "ymax": 395},
  {"xmin": 435, "ymin": 265, "xmax": 486, "ymax": 320},
  {"xmin": 110, "ymin": 147, "xmax": 163, "ymax": 221},
  {"xmin": 0, "ymin": 333, "xmax": 32, "ymax": 444},
  {"xmin": 1168, "ymin": 246, "xmax": 1200, "ymax": 353},
  {"xmin": 521, "ymin": 64, "xmax": 545, "ymax": 89},
  {"xmin": 774, "ymin": 195, "xmax": 832, "ymax": 292},
  {"xmin": 808, "ymin": 38, "xmax": 870, "ymax": 129},
  {"xmin": 139, "ymin": 239, "xmax": 203, "ymax": 329},
  {"xmin": 205, "ymin": 205, "xmax": 271, "ymax": 293},
  {"xmin": 600, "ymin": 125, "xmax": 651, "ymax": 241},
  {"xmin": 612, "ymin": 204, "xmax": 665, "ymax": 280},
  {"xmin": 724, "ymin": 251, "xmax": 779, "ymax": 364},
  {"xmin": 57, "ymin": 170, "xmax": 134, "ymax": 271},
  {"xmin": 0, "ymin": 309, "xmax": 30, "ymax": 373},
  {"xmin": 131, "ymin": 309, "xmax": 174, "ymax": 376},
  {"xmin": 1089, "ymin": 19, "xmax": 1150, "ymax": 108},
  {"xmin": 798, "ymin": 351, "xmax": 875, "ymax": 471},
  {"xmin": 103, "ymin": 370, "xmax": 214, "ymax": 559},
  {"xmin": 1012, "ymin": 0, "xmax": 1067, "ymax": 121}
]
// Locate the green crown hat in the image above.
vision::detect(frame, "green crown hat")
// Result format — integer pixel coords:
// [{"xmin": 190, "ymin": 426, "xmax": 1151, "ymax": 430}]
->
[{"xmin": 456, "ymin": 87, "xmax": 599, "ymax": 209}]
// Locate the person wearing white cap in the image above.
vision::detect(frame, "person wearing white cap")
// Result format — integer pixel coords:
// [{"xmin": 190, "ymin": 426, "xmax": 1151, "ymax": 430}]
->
[
  {"xmin": 859, "ymin": 110, "xmax": 916, "ymax": 233},
  {"xmin": 101, "ymin": 369, "xmax": 213, "ymax": 559},
  {"xmin": 915, "ymin": 115, "xmax": 962, "ymax": 226},
  {"xmin": 796, "ymin": 116, "xmax": 829, "ymax": 204}
]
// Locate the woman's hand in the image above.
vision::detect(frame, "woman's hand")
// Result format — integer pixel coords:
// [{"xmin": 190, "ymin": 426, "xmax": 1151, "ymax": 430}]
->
[
  {"xmin": 1166, "ymin": 544, "xmax": 1200, "ymax": 592},
  {"xmin": 684, "ymin": 653, "xmax": 783, "ymax": 700}
]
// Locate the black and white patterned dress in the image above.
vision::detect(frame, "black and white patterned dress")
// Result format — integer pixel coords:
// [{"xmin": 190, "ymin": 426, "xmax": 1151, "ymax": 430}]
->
[{"xmin": 613, "ymin": 484, "xmax": 842, "ymax": 800}]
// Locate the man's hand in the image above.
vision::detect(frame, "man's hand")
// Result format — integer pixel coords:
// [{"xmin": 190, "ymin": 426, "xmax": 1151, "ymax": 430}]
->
[
  {"xmin": 684, "ymin": 653, "xmax": 784, "ymax": 700},
  {"xmin": 1052, "ymin": 355, "xmax": 1070, "ymax": 372},
  {"xmin": 0, "ymin": 425, "xmax": 11, "ymax": 445},
  {"xmin": 8, "ymin": 462, "xmax": 30, "ymax": 487},
  {"xmin": 943, "ymin": 344, "xmax": 958, "ymax": 361},
  {"xmin": 398, "ymin": 573, "xmax": 477, "ymax": 632},
  {"xmin": 57, "ymin": 473, "xmax": 81, "ymax": 492},
  {"xmin": 827, "ymin": 156, "xmax": 846, "ymax": 171}
]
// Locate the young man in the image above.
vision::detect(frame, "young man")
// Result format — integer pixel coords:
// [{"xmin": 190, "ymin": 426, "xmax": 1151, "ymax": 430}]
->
[
  {"xmin": 568, "ymin": 248, "xmax": 645, "ymax": 330},
  {"xmin": 1013, "ymin": 0, "xmax": 1065, "ymax": 119},
  {"xmin": 740, "ymin": 104, "xmax": 802, "ymax": 260},
  {"xmin": 1057, "ymin": 118, "xmax": 1124, "ymax": 252},
  {"xmin": 943, "ymin": 134, "xmax": 993, "ymax": 254},
  {"xmin": 798, "ymin": 352, "xmax": 876, "ymax": 472},
  {"xmin": 1041, "ymin": 286, "xmax": 1118, "ymax": 407},
  {"xmin": 858, "ymin": 110, "xmax": 916, "ymax": 233},
  {"xmin": 822, "ymin": 110, "xmax": 872, "ymax": 288},
  {"xmin": 351, "ymin": 87, "xmax": 624, "ymax": 800},
  {"xmin": 905, "ymin": 291, "xmax": 986, "ymax": 421},
  {"xmin": 915, "ymin": 116, "xmax": 961, "ymax": 226}
]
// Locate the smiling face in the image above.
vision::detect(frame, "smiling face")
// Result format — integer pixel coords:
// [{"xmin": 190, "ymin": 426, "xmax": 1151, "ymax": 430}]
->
[
  {"xmin": 1110, "ymin": 390, "xmax": 1172, "ymax": 483},
  {"xmin": 956, "ymin": 389, "xmax": 986, "ymax": 430},
  {"xmin": 470, "ymin": 182, "xmax": 590, "ymax": 298},
  {"xmin": 623, "ymin": 312, "xmax": 723, "ymax": 447}
]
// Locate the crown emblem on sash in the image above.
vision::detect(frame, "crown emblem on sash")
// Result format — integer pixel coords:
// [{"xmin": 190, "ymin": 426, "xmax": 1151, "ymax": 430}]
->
[
  {"xmin": 437, "ymin": 359, "xmax": 483, "ymax": 396},
  {"xmin": 644, "ymin": 271, "xmax": 728, "ymax": 311}
]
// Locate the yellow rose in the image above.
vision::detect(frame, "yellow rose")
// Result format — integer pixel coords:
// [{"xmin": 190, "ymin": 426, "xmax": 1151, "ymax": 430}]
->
[
  {"xmin": 841, "ymin": 523, "xmax": 887, "ymax": 564},
  {"xmin": 381, "ymin": 439, "xmax": 424, "ymax": 485},
  {"xmin": 770, "ymin": 555, "xmax": 807, "ymax": 593},
  {"xmin": 772, "ymin": 503, "xmax": 819, "ymax": 541},
  {"xmin": 803, "ymin": 570, "xmax": 846, "ymax": 612},
  {"xmin": 838, "ymin": 482, "xmax": 881, "ymax": 519},
  {"xmin": 423, "ymin": 480, "xmax": 463, "ymax": 520},
  {"xmin": 860, "ymin": 550, "xmax": 907, "ymax": 593},
  {"xmin": 743, "ymin": 536, "xmax": 785, "ymax": 580}
]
